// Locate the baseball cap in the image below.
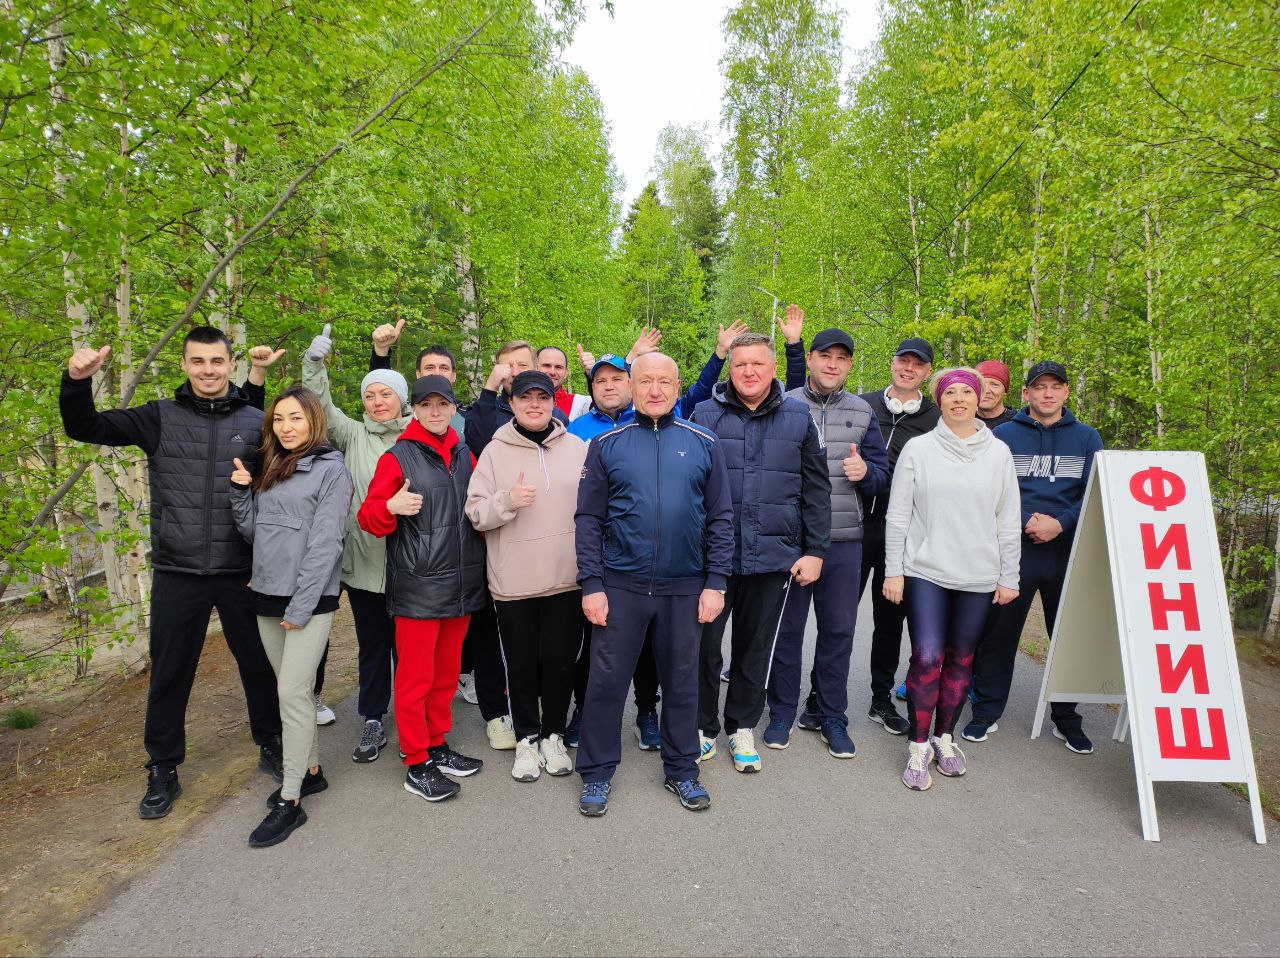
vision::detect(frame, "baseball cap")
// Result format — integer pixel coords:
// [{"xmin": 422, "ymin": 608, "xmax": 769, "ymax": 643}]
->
[
  {"xmin": 894, "ymin": 337, "xmax": 934, "ymax": 363},
  {"xmin": 810, "ymin": 329, "xmax": 855, "ymax": 355},
  {"xmin": 589, "ymin": 354, "xmax": 630, "ymax": 380},
  {"xmin": 510, "ymin": 370, "xmax": 556, "ymax": 398},
  {"xmin": 410, "ymin": 374, "xmax": 456, "ymax": 406},
  {"xmin": 976, "ymin": 360, "xmax": 1010, "ymax": 391},
  {"xmin": 1026, "ymin": 360, "xmax": 1069, "ymax": 387}
]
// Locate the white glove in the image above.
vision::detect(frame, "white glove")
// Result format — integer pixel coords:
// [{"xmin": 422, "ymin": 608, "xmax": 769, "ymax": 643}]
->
[{"xmin": 306, "ymin": 323, "xmax": 333, "ymax": 361}]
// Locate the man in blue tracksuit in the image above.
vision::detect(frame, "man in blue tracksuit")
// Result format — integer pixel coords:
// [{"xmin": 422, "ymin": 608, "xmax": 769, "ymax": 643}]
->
[
  {"xmin": 965, "ymin": 360, "xmax": 1104, "ymax": 753},
  {"xmin": 574, "ymin": 353, "xmax": 735, "ymax": 817}
]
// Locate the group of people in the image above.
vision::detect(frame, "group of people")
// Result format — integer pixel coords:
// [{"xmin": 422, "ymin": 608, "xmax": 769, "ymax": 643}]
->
[{"xmin": 59, "ymin": 306, "xmax": 1101, "ymax": 846}]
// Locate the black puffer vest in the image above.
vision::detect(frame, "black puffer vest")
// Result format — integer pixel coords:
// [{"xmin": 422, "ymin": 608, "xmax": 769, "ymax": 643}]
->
[
  {"xmin": 150, "ymin": 383, "xmax": 262, "ymax": 574},
  {"xmin": 384, "ymin": 436, "xmax": 487, "ymax": 620}
]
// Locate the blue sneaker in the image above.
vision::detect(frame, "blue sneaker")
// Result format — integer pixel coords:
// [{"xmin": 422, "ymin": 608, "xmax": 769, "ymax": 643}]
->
[
  {"xmin": 564, "ymin": 707, "xmax": 581, "ymax": 749},
  {"xmin": 762, "ymin": 718, "xmax": 791, "ymax": 750},
  {"xmin": 820, "ymin": 719, "xmax": 856, "ymax": 759},
  {"xmin": 664, "ymin": 777, "xmax": 711, "ymax": 811},
  {"xmin": 797, "ymin": 692, "xmax": 821, "ymax": 731},
  {"xmin": 578, "ymin": 781, "xmax": 611, "ymax": 817},
  {"xmin": 894, "ymin": 682, "xmax": 908, "ymax": 702},
  {"xmin": 634, "ymin": 711, "xmax": 660, "ymax": 750}
]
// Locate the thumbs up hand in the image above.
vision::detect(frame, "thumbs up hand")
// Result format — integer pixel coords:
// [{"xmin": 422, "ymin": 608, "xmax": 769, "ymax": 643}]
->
[
  {"xmin": 306, "ymin": 323, "xmax": 333, "ymax": 362},
  {"xmin": 510, "ymin": 471, "xmax": 537, "ymax": 509},
  {"xmin": 842, "ymin": 443, "xmax": 867, "ymax": 483},
  {"xmin": 230, "ymin": 457, "xmax": 252, "ymax": 487},
  {"xmin": 372, "ymin": 318, "xmax": 405, "ymax": 356},
  {"xmin": 68, "ymin": 345, "xmax": 111, "ymax": 380},
  {"xmin": 387, "ymin": 478, "xmax": 423, "ymax": 516},
  {"xmin": 248, "ymin": 345, "xmax": 286, "ymax": 369}
]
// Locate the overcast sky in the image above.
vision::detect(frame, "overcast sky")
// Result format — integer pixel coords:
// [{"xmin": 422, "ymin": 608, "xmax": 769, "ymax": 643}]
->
[{"xmin": 562, "ymin": 0, "xmax": 881, "ymax": 209}]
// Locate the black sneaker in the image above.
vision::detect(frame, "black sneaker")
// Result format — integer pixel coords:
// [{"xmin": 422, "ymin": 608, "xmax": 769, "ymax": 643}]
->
[
  {"xmin": 961, "ymin": 719, "xmax": 998, "ymax": 743},
  {"xmin": 797, "ymin": 692, "xmax": 822, "ymax": 731},
  {"xmin": 266, "ymin": 766, "xmax": 328, "ymax": 806},
  {"xmin": 352, "ymin": 719, "xmax": 388, "ymax": 763},
  {"xmin": 258, "ymin": 737, "xmax": 284, "ymax": 782},
  {"xmin": 404, "ymin": 761, "xmax": 460, "ymax": 802},
  {"xmin": 249, "ymin": 799, "xmax": 307, "ymax": 848},
  {"xmin": 428, "ymin": 742, "xmax": 484, "ymax": 778},
  {"xmin": 139, "ymin": 766, "xmax": 181, "ymax": 820},
  {"xmin": 1053, "ymin": 726, "xmax": 1095, "ymax": 754},
  {"xmin": 868, "ymin": 700, "xmax": 909, "ymax": 735}
]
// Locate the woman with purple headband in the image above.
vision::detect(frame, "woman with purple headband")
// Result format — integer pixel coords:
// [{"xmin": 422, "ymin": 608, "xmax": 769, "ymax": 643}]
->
[{"xmin": 881, "ymin": 366, "xmax": 1022, "ymax": 791}]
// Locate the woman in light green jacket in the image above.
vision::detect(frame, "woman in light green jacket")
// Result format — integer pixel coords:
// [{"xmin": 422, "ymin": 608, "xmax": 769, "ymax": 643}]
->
[{"xmin": 301, "ymin": 323, "xmax": 410, "ymax": 765}]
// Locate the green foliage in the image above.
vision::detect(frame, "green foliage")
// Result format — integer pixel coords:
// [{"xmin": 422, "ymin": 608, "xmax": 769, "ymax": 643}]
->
[{"xmin": 4, "ymin": 706, "xmax": 41, "ymax": 730}]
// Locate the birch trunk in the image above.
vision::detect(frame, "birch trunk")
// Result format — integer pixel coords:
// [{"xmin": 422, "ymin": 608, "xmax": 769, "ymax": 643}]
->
[
  {"xmin": 1263, "ymin": 500, "xmax": 1280, "ymax": 645},
  {"xmin": 904, "ymin": 118, "xmax": 922, "ymax": 328}
]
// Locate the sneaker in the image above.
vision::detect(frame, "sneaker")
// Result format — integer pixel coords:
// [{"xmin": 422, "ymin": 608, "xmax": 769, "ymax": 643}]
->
[
  {"xmin": 314, "ymin": 694, "xmax": 336, "ymax": 726},
  {"xmin": 429, "ymin": 742, "xmax": 484, "ymax": 778},
  {"xmin": 820, "ymin": 719, "xmax": 856, "ymax": 759},
  {"xmin": 404, "ymin": 761, "xmax": 460, "ymax": 802},
  {"xmin": 541, "ymin": 734, "xmax": 574, "ymax": 776},
  {"xmin": 961, "ymin": 719, "xmax": 998, "ymax": 743},
  {"xmin": 352, "ymin": 719, "xmax": 388, "ymax": 763},
  {"xmin": 797, "ymin": 693, "xmax": 821, "ymax": 731},
  {"xmin": 487, "ymin": 715, "xmax": 517, "ymax": 751},
  {"xmin": 578, "ymin": 780, "xmax": 611, "ymax": 817},
  {"xmin": 932, "ymin": 733, "xmax": 967, "ymax": 776},
  {"xmin": 139, "ymin": 766, "xmax": 181, "ymax": 820},
  {"xmin": 258, "ymin": 737, "xmax": 284, "ymax": 782},
  {"xmin": 249, "ymin": 799, "xmax": 307, "ymax": 847},
  {"xmin": 664, "ymin": 777, "xmax": 711, "ymax": 811},
  {"xmin": 762, "ymin": 718, "xmax": 791, "ymax": 749},
  {"xmin": 457, "ymin": 672, "xmax": 479, "ymax": 705},
  {"xmin": 267, "ymin": 766, "xmax": 328, "ymax": 806},
  {"xmin": 894, "ymin": 681, "xmax": 908, "ymax": 702},
  {"xmin": 720, "ymin": 669, "xmax": 730, "ymax": 683},
  {"xmin": 698, "ymin": 733, "xmax": 717, "ymax": 763},
  {"xmin": 1053, "ymin": 725, "xmax": 1095, "ymax": 754},
  {"xmin": 728, "ymin": 729, "xmax": 761, "ymax": 773},
  {"xmin": 564, "ymin": 708, "xmax": 582, "ymax": 749},
  {"xmin": 902, "ymin": 741, "xmax": 934, "ymax": 791},
  {"xmin": 512, "ymin": 737, "xmax": 543, "ymax": 782},
  {"xmin": 868, "ymin": 700, "xmax": 909, "ymax": 735},
  {"xmin": 634, "ymin": 711, "xmax": 660, "ymax": 750}
]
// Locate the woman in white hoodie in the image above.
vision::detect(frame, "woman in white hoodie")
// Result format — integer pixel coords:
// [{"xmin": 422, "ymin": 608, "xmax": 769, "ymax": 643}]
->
[{"xmin": 883, "ymin": 367, "xmax": 1021, "ymax": 792}]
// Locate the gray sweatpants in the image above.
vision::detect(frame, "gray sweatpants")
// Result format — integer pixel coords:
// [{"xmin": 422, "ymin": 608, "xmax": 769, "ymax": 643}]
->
[{"xmin": 258, "ymin": 613, "xmax": 334, "ymax": 800}]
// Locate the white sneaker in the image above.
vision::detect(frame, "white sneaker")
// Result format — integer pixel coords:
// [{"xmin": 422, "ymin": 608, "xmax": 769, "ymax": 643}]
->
[
  {"xmin": 540, "ymin": 734, "xmax": 574, "ymax": 776},
  {"xmin": 728, "ymin": 729, "xmax": 761, "ymax": 773},
  {"xmin": 314, "ymin": 694, "xmax": 336, "ymax": 727},
  {"xmin": 457, "ymin": 673, "xmax": 478, "ymax": 705},
  {"xmin": 487, "ymin": 715, "xmax": 517, "ymax": 751},
  {"xmin": 512, "ymin": 737, "xmax": 543, "ymax": 782}
]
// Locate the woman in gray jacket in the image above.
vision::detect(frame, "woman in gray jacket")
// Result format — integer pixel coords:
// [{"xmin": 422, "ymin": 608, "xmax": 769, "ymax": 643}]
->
[{"xmin": 231, "ymin": 384, "xmax": 353, "ymax": 847}]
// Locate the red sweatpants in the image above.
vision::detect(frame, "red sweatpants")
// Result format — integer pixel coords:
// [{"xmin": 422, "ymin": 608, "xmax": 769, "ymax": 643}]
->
[{"xmin": 394, "ymin": 615, "xmax": 470, "ymax": 765}]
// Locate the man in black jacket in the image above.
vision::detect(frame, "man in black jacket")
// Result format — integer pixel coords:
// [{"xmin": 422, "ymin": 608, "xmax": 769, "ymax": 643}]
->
[{"xmin": 60, "ymin": 327, "xmax": 282, "ymax": 820}]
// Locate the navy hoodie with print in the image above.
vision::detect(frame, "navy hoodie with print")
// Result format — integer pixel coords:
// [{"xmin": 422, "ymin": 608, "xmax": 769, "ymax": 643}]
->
[{"xmin": 991, "ymin": 408, "xmax": 1104, "ymax": 533}]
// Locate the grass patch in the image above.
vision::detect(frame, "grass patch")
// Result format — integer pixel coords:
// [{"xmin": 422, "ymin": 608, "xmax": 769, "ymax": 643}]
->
[{"xmin": 4, "ymin": 707, "xmax": 40, "ymax": 730}]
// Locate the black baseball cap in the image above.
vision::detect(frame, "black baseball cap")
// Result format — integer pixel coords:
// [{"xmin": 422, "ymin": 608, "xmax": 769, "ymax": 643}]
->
[
  {"xmin": 810, "ymin": 328, "xmax": 855, "ymax": 355},
  {"xmin": 895, "ymin": 337, "xmax": 934, "ymax": 363},
  {"xmin": 410, "ymin": 374, "xmax": 456, "ymax": 405},
  {"xmin": 511, "ymin": 370, "xmax": 556, "ymax": 398},
  {"xmin": 1026, "ymin": 360, "xmax": 1069, "ymax": 387}
]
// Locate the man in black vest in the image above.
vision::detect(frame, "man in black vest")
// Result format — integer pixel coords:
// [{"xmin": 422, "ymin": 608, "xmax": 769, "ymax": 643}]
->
[{"xmin": 60, "ymin": 327, "xmax": 282, "ymax": 820}]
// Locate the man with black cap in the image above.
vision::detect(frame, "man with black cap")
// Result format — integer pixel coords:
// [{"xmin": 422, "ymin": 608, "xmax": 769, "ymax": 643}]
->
[
  {"xmin": 965, "ymin": 360, "xmax": 1103, "ymax": 753},
  {"xmin": 764, "ymin": 321, "xmax": 890, "ymax": 758}
]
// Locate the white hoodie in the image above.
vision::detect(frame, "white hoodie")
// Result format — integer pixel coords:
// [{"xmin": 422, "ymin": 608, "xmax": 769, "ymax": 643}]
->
[{"xmin": 884, "ymin": 419, "xmax": 1022, "ymax": 593}]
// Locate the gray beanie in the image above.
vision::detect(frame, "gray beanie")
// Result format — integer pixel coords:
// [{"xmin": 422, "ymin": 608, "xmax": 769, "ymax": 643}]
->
[{"xmin": 360, "ymin": 368, "xmax": 409, "ymax": 407}]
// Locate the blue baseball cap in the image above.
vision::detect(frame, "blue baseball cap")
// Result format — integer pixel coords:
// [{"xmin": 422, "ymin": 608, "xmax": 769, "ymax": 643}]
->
[{"xmin": 589, "ymin": 354, "xmax": 630, "ymax": 380}]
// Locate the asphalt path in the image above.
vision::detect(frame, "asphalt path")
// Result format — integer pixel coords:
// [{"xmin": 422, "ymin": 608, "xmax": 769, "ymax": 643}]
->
[{"xmin": 66, "ymin": 595, "xmax": 1279, "ymax": 957}]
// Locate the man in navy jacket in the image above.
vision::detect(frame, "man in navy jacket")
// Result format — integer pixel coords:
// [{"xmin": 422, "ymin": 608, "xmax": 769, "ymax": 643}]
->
[
  {"xmin": 965, "ymin": 361, "xmax": 1104, "ymax": 753},
  {"xmin": 574, "ymin": 353, "xmax": 735, "ymax": 817}
]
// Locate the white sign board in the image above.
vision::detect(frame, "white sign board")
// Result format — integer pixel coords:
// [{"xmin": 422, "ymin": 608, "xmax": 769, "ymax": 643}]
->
[{"xmin": 1033, "ymin": 451, "xmax": 1265, "ymax": 843}]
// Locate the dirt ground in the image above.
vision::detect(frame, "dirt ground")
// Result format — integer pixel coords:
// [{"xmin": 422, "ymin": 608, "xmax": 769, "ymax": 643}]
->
[{"xmin": 0, "ymin": 601, "xmax": 1275, "ymax": 956}]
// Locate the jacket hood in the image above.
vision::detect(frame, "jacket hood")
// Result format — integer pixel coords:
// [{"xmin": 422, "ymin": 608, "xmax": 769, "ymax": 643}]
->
[
  {"xmin": 492, "ymin": 418, "xmax": 570, "ymax": 449},
  {"xmin": 1008, "ymin": 407, "xmax": 1079, "ymax": 431},
  {"xmin": 712, "ymin": 379, "xmax": 783, "ymax": 417},
  {"xmin": 396, "ymin": 417, "xmax": 459, "ymax": 452},
  {"xmin": 363, "ymin": 410, "xmax": 411, "ymax": 436},
  {"xmin": 802, "ymin": 381, "xmax": 849, "ymax": 406},
  {"xmin": 929, "ymin": 418, "xmax": 994, "ymax": 463},
  {"xmin": 174, "ymin": 380, "xmax": 251, "ymax": 415},
  {"xmin": 293, "ymin": 446, "xmax": 343, "ymax": 470}
]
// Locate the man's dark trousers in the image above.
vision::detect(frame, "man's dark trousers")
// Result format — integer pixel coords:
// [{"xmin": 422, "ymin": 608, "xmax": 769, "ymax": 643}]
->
[
  {"xmin": 145, "ymin": 570, "xmax": 281, "ymax": 769},
  {"xmin": 699, "ymin": 571, "xmax": 791, "ymax": 737},
  {"xmin": 577, "ymin": 588, "xmax": 701, "ymax": 784},
  {"xmin": 971, "ymin": 536, "xmax": 1082, "ymax": 732},
  {"xmin": 861, "ymin": 519, "xmax": 912, "ymax": 705},
  {"xmin": 769, "ymin": 539, "xmax": 862, "ymax": 727},
  {"xmin": 461, "ymin": 594, "xmax": 508, "ymax": 722},
  {"xmin": 571, "ymin": 621, "xmax": 661, "ymax": 715}
]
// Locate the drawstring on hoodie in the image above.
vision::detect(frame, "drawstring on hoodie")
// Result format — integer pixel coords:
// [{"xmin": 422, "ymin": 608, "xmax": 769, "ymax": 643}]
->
[{"xmin": 536, "ymin": 444, "xmax": 550, "ymax": 492}]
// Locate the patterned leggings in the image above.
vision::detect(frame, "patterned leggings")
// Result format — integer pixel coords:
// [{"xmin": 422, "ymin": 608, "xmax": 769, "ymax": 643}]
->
[{"xmin": 903, "ymin": 576, "xmax": 994, "ymax": 744}]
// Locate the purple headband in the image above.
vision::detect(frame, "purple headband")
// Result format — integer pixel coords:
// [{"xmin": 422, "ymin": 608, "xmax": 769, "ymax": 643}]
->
[{"xmin": 934, "ymin": 369, "xmax": 983, "ymax": 402}]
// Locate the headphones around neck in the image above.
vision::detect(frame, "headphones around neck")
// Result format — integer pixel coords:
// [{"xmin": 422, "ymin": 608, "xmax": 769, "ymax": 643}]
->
[{"xmin": 884, "ymin": 387, "xmax": 921, "ymax": 415}]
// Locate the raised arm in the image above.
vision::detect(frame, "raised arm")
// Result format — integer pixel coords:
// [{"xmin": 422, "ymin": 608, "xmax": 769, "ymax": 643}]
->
[
  {"xmin": 299, "ymin": 325, "xmax": 361, "ymax": 452},
  {"xmin": 60, "ymin": 347, "xmax": 161, "ymax": 454}
]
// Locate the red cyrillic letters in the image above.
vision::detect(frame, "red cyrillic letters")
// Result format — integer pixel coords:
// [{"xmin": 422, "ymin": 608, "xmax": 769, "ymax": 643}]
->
[
  {"xmin": 1155, "ymin": 706, "xmax": 1230, "ymax": 761},
  {"xmin": 1155, "ymin": 643, "xmax": 1209, "ymax": 695},
  {"xmin": 1140, "ymin": 523, "xmax": 1191, "ymax": 571},
  {"xmin": 1147, "ymin": 582, "xmax": 1200, "ymax": 631}
]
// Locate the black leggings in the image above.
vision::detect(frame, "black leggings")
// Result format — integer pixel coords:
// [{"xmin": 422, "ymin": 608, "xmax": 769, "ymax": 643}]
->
[
  {"xmin": 903, "ymin": 577, "xmax": 992, "ymax": 744},
  {"xmin": 495, "ymin": 591, "xmax": 583, "ymax": 740}
]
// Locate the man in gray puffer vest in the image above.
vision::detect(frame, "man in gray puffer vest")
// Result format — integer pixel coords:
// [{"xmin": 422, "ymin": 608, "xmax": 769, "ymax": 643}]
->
[{"xmin": 765, "ymin": 324, "xmax": 889, "ymax": 757}]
